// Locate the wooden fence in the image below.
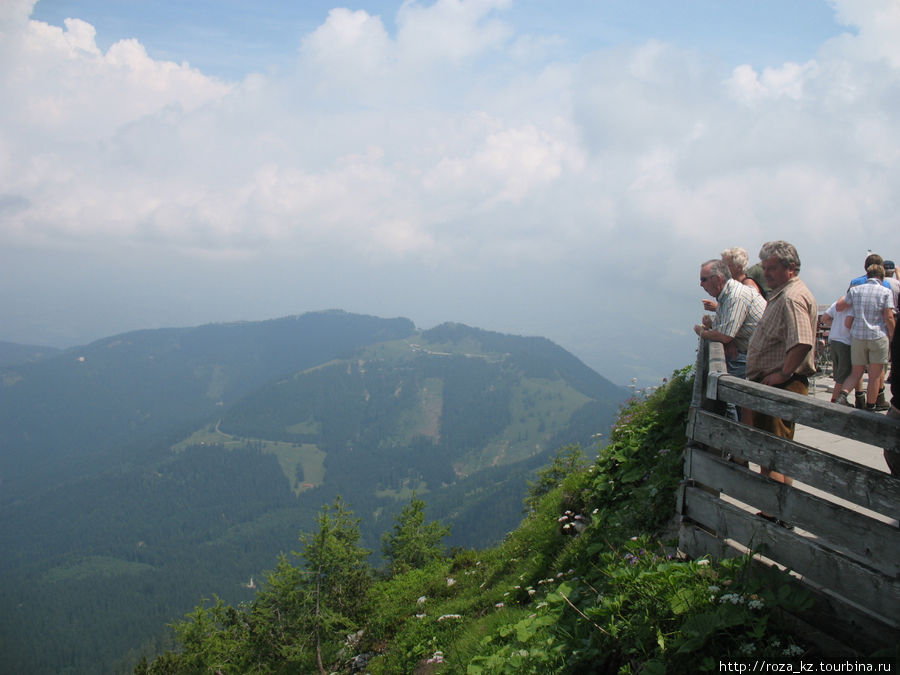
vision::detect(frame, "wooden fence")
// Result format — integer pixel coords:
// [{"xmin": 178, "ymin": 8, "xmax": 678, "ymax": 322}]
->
[{"xmin": 678, "ymin": 339, "xmax": 900, "ymax": 653}]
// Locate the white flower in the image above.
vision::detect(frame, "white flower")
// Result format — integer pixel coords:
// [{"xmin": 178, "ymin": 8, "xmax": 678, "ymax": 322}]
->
[
  {"xmin": 494, "ymin": 602, "xmax": 504, "ymax": 608},
  {"xmin": 748, "ymin": 598, "xmax": 765, "ymax": 610},
  {"xmin": 417, "ymin": 596, "xmax": 427, "ymax": 604},
  {"xmin": 783, "ymin": 644, "xmax": 804, "ymax": 657},
  {"xmin": 437, "ymin": 614, "xmax": 461, "ymax": 621},
  {"xmin": 446, "ymin": 577, "xmax": 456, "ymax": 586},
  {"xmin": 719, "ymin": 593, "xmax": 745, "ymax": 605},
  {"xmin": 415, "ymin": 613, "xmax": 426, "ymax": 619},
  {"xmin": 707, "ymin": 585, "xmax": 720, "ymax": 594},
  {"xmin": 740, "ymin": 643, "xmax": 755, "ymax": 655}
]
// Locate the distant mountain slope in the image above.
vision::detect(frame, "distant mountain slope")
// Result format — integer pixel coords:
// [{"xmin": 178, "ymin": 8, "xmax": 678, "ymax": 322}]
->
[
  {"xmin": 217, "ymin": 323, "xmax": 623, "ymax": 494},
  {"xmin": 0, "ymin": 340, "xmax": 60, "ymax": 366},
  {"xmin": 0, "ymin": 310, "xmax": 415, "ymax": 500},
  {"xmin": 0, "ymin": 313, "xmax": 626, "ymax": 675}
]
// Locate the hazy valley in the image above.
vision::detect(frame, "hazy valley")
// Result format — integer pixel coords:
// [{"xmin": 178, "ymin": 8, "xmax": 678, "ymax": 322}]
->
[{"xmin": 0, "ymin": 310, "xmax": 625, "ymax": 673}]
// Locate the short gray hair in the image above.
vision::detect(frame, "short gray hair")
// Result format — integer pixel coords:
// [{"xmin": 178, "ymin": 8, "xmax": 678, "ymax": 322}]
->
[
  {"xmin": 759, "ymin": 240, "xmax": 801, "ymax": 271},
  {"xmin": 721, "ymin": 247, "xmax": 749, "ymax": 274},
  {"xmin": 702, "ymin": 259, "xmax": 731, "ymax": 280}
]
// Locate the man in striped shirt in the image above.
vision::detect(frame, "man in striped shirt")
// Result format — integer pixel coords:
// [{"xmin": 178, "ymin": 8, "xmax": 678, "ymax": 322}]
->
[{"xmin": 695, "ymin": 258, "xmax": 766, "ymax": 421}]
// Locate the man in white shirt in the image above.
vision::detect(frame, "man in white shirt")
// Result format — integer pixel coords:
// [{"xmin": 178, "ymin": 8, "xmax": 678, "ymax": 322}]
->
[{"xmin": 821, "ymin": 299, "xmax": 860, "ymax": 405}]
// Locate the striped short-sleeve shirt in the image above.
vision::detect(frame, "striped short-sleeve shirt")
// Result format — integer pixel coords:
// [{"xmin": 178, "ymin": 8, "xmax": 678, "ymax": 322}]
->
[
  {"xmin": 713, "ymin": 279, "xmax": 767, "ymax": 353},
  {"xmin": 846, "ymin": 279, "xmax": 894, "ymax": 340}
]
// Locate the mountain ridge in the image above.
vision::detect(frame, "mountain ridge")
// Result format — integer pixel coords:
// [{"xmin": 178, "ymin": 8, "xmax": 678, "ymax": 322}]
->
[{"xmin": 0, "ymin": 310, "xmax": 626, "ymax": 674}]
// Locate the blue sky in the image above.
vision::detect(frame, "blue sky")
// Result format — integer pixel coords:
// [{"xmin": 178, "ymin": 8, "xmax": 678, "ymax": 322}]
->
[
  {"xmin": 31, "ymin": 0, "xmax": 845, "ymax": 79},
  {"xmin": 3, "ymin": 0, "xmax": 898, "ymax": 385}
]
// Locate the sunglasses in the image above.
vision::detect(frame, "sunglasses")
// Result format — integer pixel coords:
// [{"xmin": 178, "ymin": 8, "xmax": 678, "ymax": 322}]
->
[{"xmin": 700, "ymin": 276, "xmax": 711, "ymax": 282}]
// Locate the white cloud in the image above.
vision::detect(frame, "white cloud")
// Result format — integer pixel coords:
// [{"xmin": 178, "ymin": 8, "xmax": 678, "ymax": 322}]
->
[{"xmin": 1, "ymin": 0, "xmax": 899, "ymax": 383}]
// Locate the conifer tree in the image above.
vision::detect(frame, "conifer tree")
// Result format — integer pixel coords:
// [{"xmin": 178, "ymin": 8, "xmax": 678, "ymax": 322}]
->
[{"xmin": 381, "ymin": 493, "xmax": 451, "ymax": 576}]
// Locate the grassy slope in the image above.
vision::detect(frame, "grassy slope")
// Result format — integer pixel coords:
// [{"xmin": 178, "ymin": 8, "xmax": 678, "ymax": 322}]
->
[{"xmin": 359, "ymin": 366, "xmax": 834, "ymax": 673}]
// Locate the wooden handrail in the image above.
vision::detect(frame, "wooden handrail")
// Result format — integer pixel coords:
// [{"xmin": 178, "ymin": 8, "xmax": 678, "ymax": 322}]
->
[
  {"xmin": 681, "ymin": 337, "xmax": 900, "ymax": 643},
  {"xmin": 694, "ymin": 337, "xmax": 900, "ymax": 447}
]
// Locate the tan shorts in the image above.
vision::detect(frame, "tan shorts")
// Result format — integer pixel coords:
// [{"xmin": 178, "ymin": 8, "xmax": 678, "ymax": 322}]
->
[{"xmin": 850, "ymin": 336, "xmax": 889, "ymax": 365}]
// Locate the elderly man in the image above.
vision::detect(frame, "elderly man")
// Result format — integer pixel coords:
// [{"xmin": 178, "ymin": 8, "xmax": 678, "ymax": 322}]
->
[
  {"xmin": 746, "ymin": 241, "xmax": 818, "ymax": 490},
  {"xmin": 695, "ymin": 259, "xmax": 766, "ymax": 421}
]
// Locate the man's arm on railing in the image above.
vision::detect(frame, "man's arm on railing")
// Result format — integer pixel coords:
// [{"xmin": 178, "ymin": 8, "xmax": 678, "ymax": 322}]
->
[{"xmin": 760, "ymin": 344, "xmax": 811, "ymax": 387}]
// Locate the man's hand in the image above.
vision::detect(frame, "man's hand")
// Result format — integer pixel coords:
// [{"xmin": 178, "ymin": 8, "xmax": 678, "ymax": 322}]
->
[
  {"xmin": 702, "ymin": 299, "xmax": 718, "ymax": 312},
  {"xmin": 761, "ymin": 371, "xmax": 790, "ymax": 386}
]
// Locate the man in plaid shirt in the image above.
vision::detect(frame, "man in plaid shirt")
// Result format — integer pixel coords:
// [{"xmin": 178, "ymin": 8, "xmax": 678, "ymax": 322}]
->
[
  {"xmin": 835, "ymin": 264, "xmax": 896, "ymax": 411},
  {"xmin": 695, "ymin": 258, "xmax": 766, "ymax": 421},
  {"xmin": 746, "ymin": 241, "xmax": 818, "ymax": 493}
]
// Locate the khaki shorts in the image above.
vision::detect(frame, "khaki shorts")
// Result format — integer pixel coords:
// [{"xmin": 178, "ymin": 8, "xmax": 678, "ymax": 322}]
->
[{"xmin": 850, "ymin": 336, "xmax": 889, "ymax": 366}]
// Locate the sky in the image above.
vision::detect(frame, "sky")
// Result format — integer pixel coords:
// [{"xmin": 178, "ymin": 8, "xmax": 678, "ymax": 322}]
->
[{"xmin": 1, "ymin": 0, "xmax": 898, "ymax": 385}]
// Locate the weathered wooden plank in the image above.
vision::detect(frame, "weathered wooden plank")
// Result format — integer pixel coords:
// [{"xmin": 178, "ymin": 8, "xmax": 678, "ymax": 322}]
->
[
  {"xmin": 690, "ymin": 340, "xmax": 706, "ymax": 410},
  {"xmin": 682, "ymin": 488, "xmax": 900, "ymax": 626},
  {"xmin": 714, "ymin": 376, "xmax": 900, "ymax": 448},
  {"xmin": 686, "ymin": 447, "xmax": 900, "ymax": 575},
  {"xmin": 688, "ymin": 409, "xmax": 899, "ymax": 518},
  {"xmin": 678, "ymin": 522, "xmax": 900, "ymax": 655},
  {"xmin": 678, "ymin": 520, "xmax": 735, "ymax": 561}
]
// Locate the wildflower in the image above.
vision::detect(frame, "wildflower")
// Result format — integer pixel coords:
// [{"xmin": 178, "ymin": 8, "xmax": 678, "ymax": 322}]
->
[
  {"xmin": 535, "ymin": 602, "xmax": 548, "ymax": 609},
  {"xmin": 719, "ymin": 593, "xmax": 745, "ymax": 605},
  {"xmin": 527, "ymin": 588, "xmax": 536, "ymax": 596},
  {"xmin": 748, "ymin": 598, "xmax": 765, "ymax": 610},
  {"xmin": 783, "ymin": 644, "xmax": 804, "ymax": 657},
  {"xmin": 707, "ymin": 585, "xmax": 721, "ymax": 594},
  {"xmin": 426, "ymin": 651, "xmax": 445, "ymax": 664},
  {"xmin": 446, "ymin": 577, "xmax": 456, "ymax": 586},
  {"xmin": 437, "ymin": 614, "xmax": 462, "ymax": 621},
  {"xmin": 494, "ymin": 602, "xmax": 504, "ymax": 609},
  {"xmin": 696, "ymin": 559, "xmax": 710, "ymax": 566},
  {"xmin": 558, "ymin": 516, "xmax": 569, "ymax": 522},
  {"xmin": 739, "ymin": 643, "xmax": 755, "ymax": 656},
  {"xmin": 415, "ymin": 613, "xmax": 426, "ymax": 619},
  {"xmin": 417, "ymin": 596, "xmax": 427, "ymax": 604},
  {"xmin": 592, "ymin": 508, "xmax": 599, "ymax": 514}
]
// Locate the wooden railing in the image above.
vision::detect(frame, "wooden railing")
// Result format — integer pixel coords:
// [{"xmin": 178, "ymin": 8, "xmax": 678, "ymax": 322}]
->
[{"xmin": 678, "ymin": 339, "xmax": 900, "ymax": 652}]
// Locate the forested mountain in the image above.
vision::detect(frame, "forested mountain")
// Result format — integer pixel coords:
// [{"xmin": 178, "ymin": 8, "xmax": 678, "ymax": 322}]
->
[
  {"xmin": 0, "ymin": 312, "xmax": 626, "ymax": 674},
  {"xmin": 0, "ymin": 339, "xmax": 60, "ymax": 366}
]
